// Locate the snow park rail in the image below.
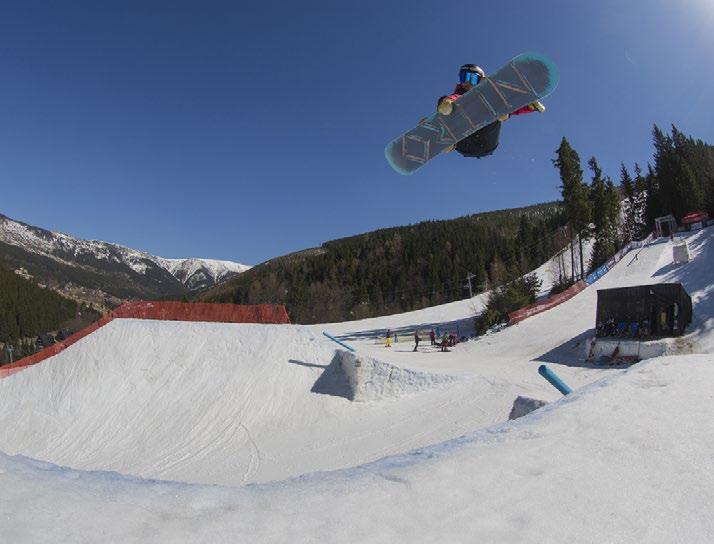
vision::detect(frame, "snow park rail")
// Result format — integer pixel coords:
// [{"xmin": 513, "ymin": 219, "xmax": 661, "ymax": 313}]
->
[{"xmin": 0, "ymin": 302, "xmax": 290, "ymax": 379}]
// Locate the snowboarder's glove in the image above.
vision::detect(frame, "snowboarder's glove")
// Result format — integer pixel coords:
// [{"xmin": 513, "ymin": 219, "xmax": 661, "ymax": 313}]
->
[
  {"xmin": 437, "ymin": 97, "xmax": 454, "ymax": 116},
  {"xmin": 529, "ymin": 100, "xmax": 546, "ymax": 113}
]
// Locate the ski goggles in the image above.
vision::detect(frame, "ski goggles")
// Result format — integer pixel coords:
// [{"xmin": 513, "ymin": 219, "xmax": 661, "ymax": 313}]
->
[{"xmin": 459, "ymin": 70, "xmax": 481, "ymax": 85}]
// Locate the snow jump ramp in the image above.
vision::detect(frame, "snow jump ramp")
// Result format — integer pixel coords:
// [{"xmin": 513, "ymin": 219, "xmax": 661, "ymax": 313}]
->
[{"xmin": 0, "ymin": 316, "xmax": 462, "ymax": 486}]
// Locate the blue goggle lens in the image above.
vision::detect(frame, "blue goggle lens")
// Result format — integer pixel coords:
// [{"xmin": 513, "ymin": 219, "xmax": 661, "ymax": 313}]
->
[{"xmin": 459, "ymin": 71, "xmax": 480, "ymax": 85}]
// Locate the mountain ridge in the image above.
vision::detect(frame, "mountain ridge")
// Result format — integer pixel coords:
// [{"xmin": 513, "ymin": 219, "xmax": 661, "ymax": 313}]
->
[{"xmin": 0, "ymin": 213, "xmax": 250, "ymax": 308}]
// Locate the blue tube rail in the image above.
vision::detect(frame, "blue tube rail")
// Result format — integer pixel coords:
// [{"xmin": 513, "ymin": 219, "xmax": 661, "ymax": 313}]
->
[
  {"xmin": 322, "ymin": 332, "xmax": 357, "ymax": 353},
  {"xmin": 538, "ymin": 364, "xmax": 573, "ymax": 396}
]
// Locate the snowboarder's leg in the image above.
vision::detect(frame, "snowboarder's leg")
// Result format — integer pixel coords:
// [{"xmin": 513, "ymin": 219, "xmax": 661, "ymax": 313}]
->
[
  {"xmin": 508, "ymin": 101, "xmax": 546, "ymax": 119},
  {"xmin": 455, "ymin": 121, "xmax": 502, "ymax": 158}
]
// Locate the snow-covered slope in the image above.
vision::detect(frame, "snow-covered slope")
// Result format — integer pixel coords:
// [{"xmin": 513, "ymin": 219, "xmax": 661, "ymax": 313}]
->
[
  {"xmin": 0, "ymin": 213, "xmax": 250, "ymax": 292},
  {"xmin": 3, "ymin": 353, "xmax": 712, "ymax": 543},
  {"xmin": 0, "ymin": 228, "xmax": 713, "ymax": 542},
  {"xmin": 0, "ymin": 319, "xmax": 468, "ymax": 486}
]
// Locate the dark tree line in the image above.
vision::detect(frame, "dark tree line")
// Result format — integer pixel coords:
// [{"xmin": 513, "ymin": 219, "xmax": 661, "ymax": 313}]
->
[
  {"xmin": 204, "ymin": 122, "xmax": 714, "ymax": 327},
  {"xmin": 0, "ymin": 264, "xmax": 100, "ymax": 362},
  {"xmin": 0, "ymin": 264, "xmax": 79, "ymax": 342},
  {"xmin": 199, "ymin": 203, "xmax": 570, "ymax": 324},
  {"xmin": 476, "ymin": 123, "xmax": 714, "ymax": 335},
  {"xmin": 645, "ymin": 125, "xmax": 714, "ymax": 225},
  {"xmin": 554, "ymin": 124, "xmax": 713, "ymax": 273}
]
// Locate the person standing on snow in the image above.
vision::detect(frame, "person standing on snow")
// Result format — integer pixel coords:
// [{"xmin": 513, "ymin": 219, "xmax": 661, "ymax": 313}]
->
[
  {"xmin": 436, "ymin": 64, "xmax": 545, "ymax": 158},
  {"xmin": 413, "ymin": 330, "xmax": 420, "ymax": 352},
  {"xmin": 441, "ymin": 332, "xmax": 450, "ymax": 352}
]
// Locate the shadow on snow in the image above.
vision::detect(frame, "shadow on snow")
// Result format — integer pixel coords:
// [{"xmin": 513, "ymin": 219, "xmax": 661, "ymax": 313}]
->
[{"xmin": 288, "ymin": 353, "xmax": 352, "ymax": 400}]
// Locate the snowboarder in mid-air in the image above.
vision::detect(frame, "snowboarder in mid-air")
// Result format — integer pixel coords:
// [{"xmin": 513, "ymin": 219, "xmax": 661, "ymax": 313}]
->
[
  {"xmin": 385, "ymin": 52, "xmax": 558, "ymax": 174},
  {"xmin": 436, "ymin": 64, "xmax": 546, "ymax": 158}
]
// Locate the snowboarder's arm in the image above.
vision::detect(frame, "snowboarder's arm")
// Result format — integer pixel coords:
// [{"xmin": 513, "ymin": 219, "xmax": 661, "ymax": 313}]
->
[
  {"xmin": 510, "ymin": 105, "xmax": 536, "ymax": 116},
  {"xmin": 511, "ymin": 101, "xmax": 546, "ymax": 116}
]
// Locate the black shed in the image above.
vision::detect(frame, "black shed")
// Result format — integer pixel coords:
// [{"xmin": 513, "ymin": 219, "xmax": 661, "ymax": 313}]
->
[{"xmin": 596, "ymin": 283, "xmax": 692, "ymax": 338}]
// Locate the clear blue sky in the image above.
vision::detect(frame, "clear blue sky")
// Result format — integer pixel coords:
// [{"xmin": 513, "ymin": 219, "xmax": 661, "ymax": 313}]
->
[{"xmin": 1, "ymin": 0, "xmax": 712, "ymax": 265}]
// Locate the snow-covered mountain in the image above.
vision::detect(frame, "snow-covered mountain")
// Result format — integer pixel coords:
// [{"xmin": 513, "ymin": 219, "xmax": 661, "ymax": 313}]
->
[
  {"xmin": 156, "ymin": 257, "xmax": 251, "ymax": 290},
  {"xmin": 0, "ymin": 213, "xmax": 250, "ymax": 303}
]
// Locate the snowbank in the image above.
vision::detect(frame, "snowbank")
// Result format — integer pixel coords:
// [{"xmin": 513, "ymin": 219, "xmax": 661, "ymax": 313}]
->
[{"xmin": 2, "ymin": 355, "xmax": 714, "ymax": 543}]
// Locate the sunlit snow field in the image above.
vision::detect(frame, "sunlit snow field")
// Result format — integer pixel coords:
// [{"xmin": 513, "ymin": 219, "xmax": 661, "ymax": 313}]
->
[{"xmin": 1, "ymin": 228, "xmax": 713, "ymax": 543}]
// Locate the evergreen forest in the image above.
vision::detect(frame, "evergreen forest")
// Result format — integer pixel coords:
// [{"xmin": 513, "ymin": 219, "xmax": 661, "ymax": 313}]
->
[
  {"xmin": 200, "ymin": 124, "xmax": 714, "ymax": 326},
  {"xmin": 0, "ymin": 263, "xmax": 99, "ymax": 362}
]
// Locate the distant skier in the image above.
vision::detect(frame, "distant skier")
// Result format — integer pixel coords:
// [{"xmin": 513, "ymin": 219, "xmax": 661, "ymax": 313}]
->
[
  {"xmin": 437, "ymin": 64, "xmax": 546, "ymax": 158},
  {"xmin": 429, "ymin": 329, "xmax": 436, "ymax": 345},
  {"xmin": 413, "ymin": 330, "xmax": 420, "ymax": 352}
]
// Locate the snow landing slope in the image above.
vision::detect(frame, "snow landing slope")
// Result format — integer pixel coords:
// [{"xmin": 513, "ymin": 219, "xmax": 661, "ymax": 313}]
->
[
  {"xmin": 0, "ymin": 320, "xmax": 464, "ymax": 486},
  {"xmin": 1, "ymin": 228, "xmax": 713, "ymax": 542}
]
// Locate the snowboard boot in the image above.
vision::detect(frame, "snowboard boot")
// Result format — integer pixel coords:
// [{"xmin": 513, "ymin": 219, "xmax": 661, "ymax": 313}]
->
[{"xmin": 437, "ymin": 97, "xmax": 454, "ymax": 116}]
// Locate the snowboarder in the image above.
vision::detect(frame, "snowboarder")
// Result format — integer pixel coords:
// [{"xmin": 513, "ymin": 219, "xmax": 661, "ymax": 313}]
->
[{"xmin": 437, "ymin": 64, "xmax": 546, "ymax": 158}]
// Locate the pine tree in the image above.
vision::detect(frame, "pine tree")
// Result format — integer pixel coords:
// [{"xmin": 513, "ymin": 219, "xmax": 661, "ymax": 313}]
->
[
  {"xmin": 620, "ymin": 163, "xmax": 636, "ymax": 241},
  {"xmin": 605, "ymin": 178, "xmax": 622, "ymax": 248},
  {"xmin": 589, "ymin": 157, "xmax": 612, "ymax": 267},
  {"xmin": 632, "ymin": 163, "xmax": 649, "ymax": 239},
  {"xmin": 644, "ymin": 162, "xmax": 660, "ymax": 228},
  {"xmin": 650, "ymin": 124, "xmax": 704, "ymax": 220},
  {"xmin": 553, "ymin": 137, "xmax": 590, "ymax": 279}
]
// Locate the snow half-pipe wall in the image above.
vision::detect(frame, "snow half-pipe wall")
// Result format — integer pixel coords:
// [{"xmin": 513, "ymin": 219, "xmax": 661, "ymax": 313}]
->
[{"xmin": 0, "ymin": 301, "xmax": 290, "ymax": 379}]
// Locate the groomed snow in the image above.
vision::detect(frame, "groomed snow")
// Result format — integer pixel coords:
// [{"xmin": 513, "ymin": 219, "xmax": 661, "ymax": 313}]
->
[{"xmin": 1, "ymin": 228, "xmax": 713, "ymax": 542}]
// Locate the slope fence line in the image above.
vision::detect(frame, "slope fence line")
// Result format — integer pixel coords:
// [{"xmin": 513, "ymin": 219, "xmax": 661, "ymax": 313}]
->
[
  {"xmin": 0, "ymin": 302, "xmax": 290, "ymax": 379},
  {"xmin": 508, "ymin": 233, "xmax": 655, "ymax": 325}
]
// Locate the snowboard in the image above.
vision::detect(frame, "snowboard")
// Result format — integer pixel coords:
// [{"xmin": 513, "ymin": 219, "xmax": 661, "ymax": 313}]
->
[{"xmin": 384, "ymin": 52, "xmax": 559, "ymax": 175}]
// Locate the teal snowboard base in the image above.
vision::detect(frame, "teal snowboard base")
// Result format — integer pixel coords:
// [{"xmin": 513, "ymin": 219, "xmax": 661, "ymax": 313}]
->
[{"xmin": 385, "ymin": 52, "xmax": 559, "ymax": 175}]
